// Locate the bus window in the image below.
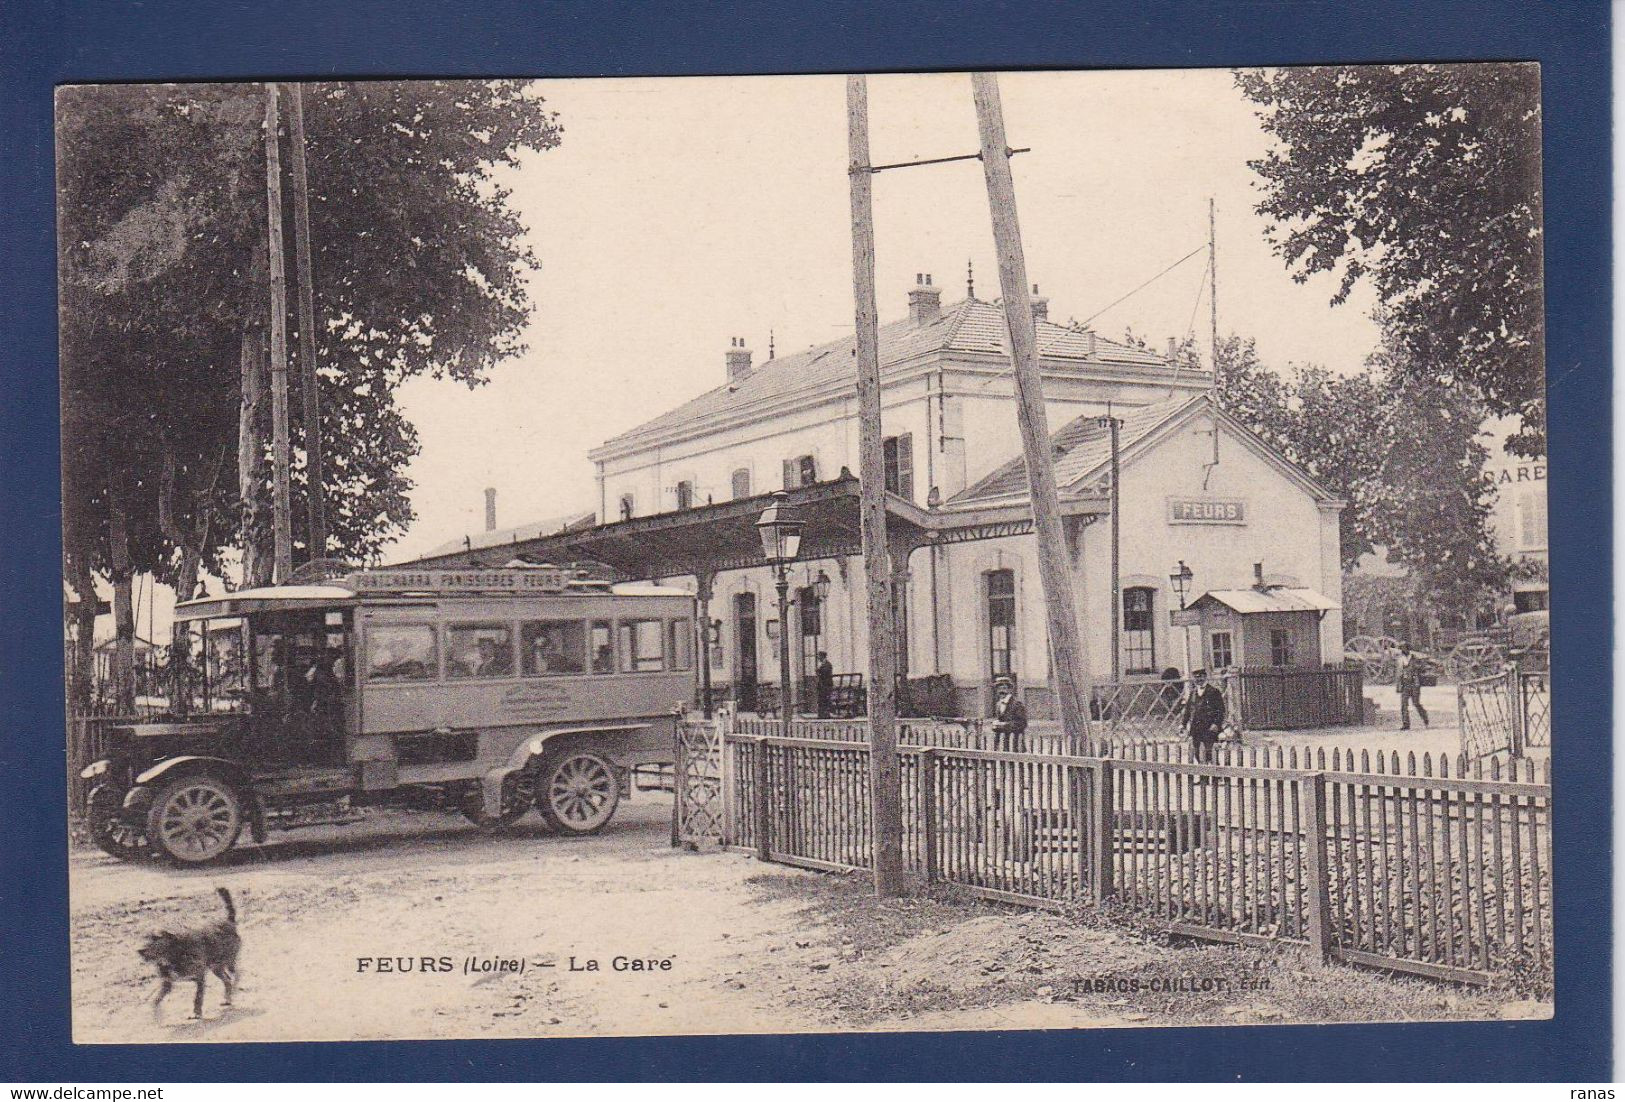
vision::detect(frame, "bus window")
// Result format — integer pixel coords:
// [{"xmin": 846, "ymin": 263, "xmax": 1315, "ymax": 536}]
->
[
  {"xmin": 367, "ymin": 624, "xmax": 438, "ymax": 682},
  {"xmin": 522, "ymin": 620, "xmax": 586, "ymax": 675},
  {"xmin": 445, "ymin": 623, "xmax": 515, "ymax": 679},
  {"xmin": 590, "ymin": 620, "xmax": 615, "ymax": 674},
  {"xmin": 619, "ymin": 619, "xmax": 665, "ymax": 672},
  {"xmin": 668, "ymin": 619, "xmax": 693, "ymax": 670}
]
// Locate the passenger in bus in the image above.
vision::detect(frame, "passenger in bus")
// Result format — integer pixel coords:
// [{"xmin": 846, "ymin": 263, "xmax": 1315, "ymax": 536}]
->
[
  {"xmin": 474, "ymin": 637, "xmax": 512, "ymax": 677},
  {"xmin": 593, "ymin": 642, "xmax": 614, "ymax": 674}
]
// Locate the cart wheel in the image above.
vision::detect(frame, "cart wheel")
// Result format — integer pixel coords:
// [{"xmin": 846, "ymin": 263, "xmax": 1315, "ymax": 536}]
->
[
  {"xmin": 537, "ymin": 750, "xmax": 620, "ymax": 836},
  {"xmin": 460, "ymin": 772, "xmax": 536, "ymax": 829},
  {"xmin": 87, "ymin": 784, "xmax": 150, "ymax": 861},
  {"xmin": 145, "ymin": 774, "xmax": 243, "ymax": 865}
]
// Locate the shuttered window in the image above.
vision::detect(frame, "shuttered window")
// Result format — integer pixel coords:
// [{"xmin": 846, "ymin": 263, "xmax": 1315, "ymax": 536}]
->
[{"xmin": 883, "ymin": 433, "xmax": 914, "ymax": 499}]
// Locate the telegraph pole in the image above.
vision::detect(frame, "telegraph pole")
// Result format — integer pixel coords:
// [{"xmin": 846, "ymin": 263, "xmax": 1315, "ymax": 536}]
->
[
  {"xmin": 288, "ymin": 83, "xmax": 327, "ymax": 562},
  {"xmin": 970, "ymin": 72, "xmax": 1092, "ymax": 748},
  {"xmin": 263, "ymin": 83, "xmax": 294, "ymax": 583},
  {"xmin": 1100, "ymin": 408, "xmax": 1121, "ymax": 683},
  {"xmin": 845, "ymin": 75, "xmax": 905, "ymax": 898}
]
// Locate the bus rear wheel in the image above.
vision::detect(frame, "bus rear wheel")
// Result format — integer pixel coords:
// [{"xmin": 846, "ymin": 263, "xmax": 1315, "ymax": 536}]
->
[{"xmin": 537, "ymin": 750, "xmax": 619, "ymax": 836}]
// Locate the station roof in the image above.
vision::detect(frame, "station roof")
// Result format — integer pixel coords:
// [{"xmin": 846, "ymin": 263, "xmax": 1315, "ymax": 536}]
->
[
  {"xmin": 593, "ymin": 296, "xmax": 1205, "ymax": 456},
  {"xmin": 1191, "ymin": 587, "xmax": 1341, "ymax": 615}
]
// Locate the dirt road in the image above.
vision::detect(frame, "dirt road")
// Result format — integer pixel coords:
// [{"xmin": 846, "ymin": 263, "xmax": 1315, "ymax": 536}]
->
[
  {"xmin": 71, "ymin": 796, "xmax": 836, "ymax": 1042},
  {"xmin": 70, "ymin": 790, "xmax": 1543, "ymax": 1044}
]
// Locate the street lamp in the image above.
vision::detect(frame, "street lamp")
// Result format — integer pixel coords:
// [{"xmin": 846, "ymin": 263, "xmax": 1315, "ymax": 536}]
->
[
  {"xmin": 1169, "ymin": 560, "xmax": 1195, "ymax": 675},
  {"xmin": 757, "ymin": 491, "xmax": 806, "ymax": 735}
]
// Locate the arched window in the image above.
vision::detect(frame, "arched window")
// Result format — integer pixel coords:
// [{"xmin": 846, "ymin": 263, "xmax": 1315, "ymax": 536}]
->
[
  {"xmin": 732, "ymin": 469, "xmax": 752, "ymax": 499},
  {"xmin": 1122, "ymin": 587, "xmax": 1155, "ymax": 675}
]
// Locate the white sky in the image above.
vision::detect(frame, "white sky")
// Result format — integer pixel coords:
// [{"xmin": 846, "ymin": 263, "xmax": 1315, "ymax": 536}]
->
[
  {"xmin": 106, "ymin": 68, "xmax": 1387, "ymax": 641},
  {"xmin": 390, "ymin": 68, "xmax": 1381, "ymax": 561}
]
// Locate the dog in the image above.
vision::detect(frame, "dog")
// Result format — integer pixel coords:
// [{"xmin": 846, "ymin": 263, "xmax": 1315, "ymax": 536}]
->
[{"xmin": 138, "ymin": 886, "xmax": 240, "ymax": 1021}]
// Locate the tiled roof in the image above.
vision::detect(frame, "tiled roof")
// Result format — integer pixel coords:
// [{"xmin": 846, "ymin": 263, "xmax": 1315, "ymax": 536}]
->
[
  {"xmin": 596, "ymin": 296, "xmax": 1194, "ymax": 451},
  {"xmin": 953, "ymin": 394, "xmax": 1206, "ymax": 503}
]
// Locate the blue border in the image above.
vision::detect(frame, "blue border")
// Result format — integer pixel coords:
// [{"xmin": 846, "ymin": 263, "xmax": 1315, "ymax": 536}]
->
[{"xmin": 0, "ymin": 0, "xmax": 1609, "ymax": 1082}]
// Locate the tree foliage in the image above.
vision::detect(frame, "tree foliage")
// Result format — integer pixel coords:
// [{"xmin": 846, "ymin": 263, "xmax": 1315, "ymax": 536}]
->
[
  {"xmin": 58, "ymin": 81, "xmax": 562, "ymax": 600},
  {"xmin": 1216, "ymin": 333, "xmax": 1507, "ymax": 607},
  {"xmin": 1236, "ymin": 64, "xmax": 1545, "ymax": 456}
]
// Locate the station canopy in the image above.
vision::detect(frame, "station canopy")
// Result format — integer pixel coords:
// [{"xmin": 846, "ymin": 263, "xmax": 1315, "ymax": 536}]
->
[{"xmin": 399, "ymin": 471, "xmax": 1108, "ymax": 580}]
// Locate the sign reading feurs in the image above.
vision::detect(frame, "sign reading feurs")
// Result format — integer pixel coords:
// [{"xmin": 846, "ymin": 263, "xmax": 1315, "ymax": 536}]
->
[{"xmin": 1167, "ymin": 497, "xmax": 1246, "ymax": 525}]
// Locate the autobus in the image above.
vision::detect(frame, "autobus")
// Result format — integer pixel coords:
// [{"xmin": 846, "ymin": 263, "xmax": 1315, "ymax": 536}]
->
[{"xmin": 81, "ymin": 566, "xmax": 696, "ymax": 865}]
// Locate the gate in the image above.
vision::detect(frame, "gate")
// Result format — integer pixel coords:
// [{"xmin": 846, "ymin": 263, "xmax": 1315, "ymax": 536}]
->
[
  {"xmin": 672, "ymin": 714, "xmax": 725, "ymax": 845},
  {"xmin": 1458, "ymin": 658, "xmax": 1551, "ymax": 759}
]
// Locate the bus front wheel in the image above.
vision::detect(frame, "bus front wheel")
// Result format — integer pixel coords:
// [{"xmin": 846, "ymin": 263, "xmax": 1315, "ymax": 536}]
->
[{"xmin": 145, "ymin": 774, "xmax": 244, "ymax": 865}]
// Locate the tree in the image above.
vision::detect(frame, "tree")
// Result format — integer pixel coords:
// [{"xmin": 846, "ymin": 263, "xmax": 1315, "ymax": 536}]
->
[
  {"xmin": 1215, "ymin": 332, "xmax": 1507, "ymax": 614},
  {"xmin": 1236, "ymin": 64, "xmax": 1545, "ymax": 456},
  {"xmin": 1213, "ymin": 335, "xmax": 1386, "ymax": 568},
  {"xmin": 57, "ymin": 81, "xmax": 562, "ymax": 703}
]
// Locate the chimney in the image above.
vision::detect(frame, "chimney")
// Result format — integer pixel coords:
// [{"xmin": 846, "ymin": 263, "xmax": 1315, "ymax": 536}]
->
[
  {"xmin": 1166, "ymin": 336, "xmax": 1177, "ymax": 361},
  {"xmin": 1030, "ymin": 283, "xmax": 1049, "ymax": 324},
  {"xmin": 1086, "ymin": 330, "xmax": 1098, "ymax": 356},
  {"xmin": 1253, "ymin": 562, "xmax": 1265, "ymax": 589},
  {"xmin": 725, "ymin": 336, "xmax": 752, "ymax": 383},
  {"xmin": 908, "ymin": 273, "xmax": 942, "ymax": 326},
  {"xmin": 484, "ymin": 487, "xmax": 498, "ymax": 532}
]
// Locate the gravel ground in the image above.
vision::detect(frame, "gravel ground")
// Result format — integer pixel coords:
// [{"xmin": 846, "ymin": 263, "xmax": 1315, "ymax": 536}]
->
[{"xmin": 69, "ymin": 791, "xmax": 1547, "ymax": 1044}]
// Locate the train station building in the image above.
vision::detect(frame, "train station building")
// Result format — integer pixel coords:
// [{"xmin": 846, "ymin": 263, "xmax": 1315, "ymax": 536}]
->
[{"xmin": 406, "ymin": 276, "xmax": 1345, "ymax": 718}]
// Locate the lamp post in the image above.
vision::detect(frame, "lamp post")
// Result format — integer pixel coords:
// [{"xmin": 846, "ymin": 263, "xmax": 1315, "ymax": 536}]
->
[
  {"xmin": 757, "ymin": 491, "xmax": 806, "ymax": 739},
  {"xmin": 1170, "ymin": 560, "xmax": 1195, "ymax": 675}
]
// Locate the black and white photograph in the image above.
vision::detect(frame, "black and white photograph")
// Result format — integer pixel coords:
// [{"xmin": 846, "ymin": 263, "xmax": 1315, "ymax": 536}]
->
[{"xmin": 57, "ymin": 66, "xmax": 1551, "ymax": 1044}]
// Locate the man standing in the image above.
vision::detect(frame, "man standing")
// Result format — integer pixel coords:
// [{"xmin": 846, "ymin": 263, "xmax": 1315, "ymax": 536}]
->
[
  {"xmin": 815, "ymin": 651, "xmax": 835, "ymax": 718},
  {"xmin": 991, "ymin": 676, "xmax": 1028, "ymax": 752},
  {"xmin": 1393, "ymin": 641, "xmax": 1430, "ymax": 730},
  {"xmin": 1184, "ymin": 668, "xmax": 1226, "ymax": 763}
]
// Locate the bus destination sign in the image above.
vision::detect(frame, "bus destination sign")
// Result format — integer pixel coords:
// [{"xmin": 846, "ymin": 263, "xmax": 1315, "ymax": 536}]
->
[{"xmin": 348, "ymin": 568, "xmax": 570, "ymax": 594}]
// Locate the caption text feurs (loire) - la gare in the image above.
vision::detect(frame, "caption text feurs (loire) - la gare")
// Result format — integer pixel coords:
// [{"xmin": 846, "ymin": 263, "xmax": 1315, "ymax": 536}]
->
[{"xmin": 354, "ymin": 955, "xmax": 676, "ymax": 976}]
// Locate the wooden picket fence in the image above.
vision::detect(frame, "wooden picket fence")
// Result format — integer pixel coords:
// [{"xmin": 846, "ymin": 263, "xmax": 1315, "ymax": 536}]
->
[{"xmin": 717, "ymin": 734, "xmax": 1552, "ymax": 987}]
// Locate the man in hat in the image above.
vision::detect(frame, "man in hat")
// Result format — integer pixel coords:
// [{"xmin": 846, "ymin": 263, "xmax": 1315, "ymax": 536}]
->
[
  {"xmin": 1183, "ymin": 668, "xmax": 1226, "ymax": 763},
  {"xmin": 1389, "ymin": 640, "xmax": 1430, "ymax": 730},
  {"xmin": 991, "ymin": 676, "xmax": 1028, "ymax": 752}
]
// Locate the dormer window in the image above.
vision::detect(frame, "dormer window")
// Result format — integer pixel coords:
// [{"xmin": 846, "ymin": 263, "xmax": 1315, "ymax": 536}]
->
[
  {"xmin": 732, "ymin": 469, "xmax": 752, "ymax": 499},
  {"xmin": 675, "ymin": 481, "xmax": 693, "ymax": 510},
  {"xmin": 618, "ymin": 494, "xmax": 634, "ymax": 522}
]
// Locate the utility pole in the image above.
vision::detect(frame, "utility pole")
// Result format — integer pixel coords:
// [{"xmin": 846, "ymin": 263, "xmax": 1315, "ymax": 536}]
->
[
  {"xmin": 1099, "ymin": 408, "xmax": 1121, "ymax": 683},
  {"xmin": 263, "ymin": 82, "xmax": 294, "ymax": 583},
  {"xmin": 970, "ymin": 71, "xmax": 1092, "ymax": 749},
  {"xmin": 288, "ymin": 83, "xmax": 327, "ymax": 563},
  {"xmin": 845, "ymin": 74, "xmax": 905, "ymax": 898}
]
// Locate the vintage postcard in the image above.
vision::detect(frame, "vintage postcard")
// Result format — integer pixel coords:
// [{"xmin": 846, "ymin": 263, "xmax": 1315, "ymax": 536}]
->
[{"xmin": 59, "ymin": 66, "xmax": 1550, "ymax": 1044}]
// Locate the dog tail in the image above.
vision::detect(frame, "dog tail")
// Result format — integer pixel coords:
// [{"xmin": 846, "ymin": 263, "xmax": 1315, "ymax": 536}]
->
[{"xmin": 216, "ymin": 886, "xmax": 236, "ymax": 924}]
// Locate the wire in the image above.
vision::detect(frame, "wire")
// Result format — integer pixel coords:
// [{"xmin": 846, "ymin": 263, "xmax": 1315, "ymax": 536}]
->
[{"xmin": 1076, "ymin": 244, "xmax": 1207, "ymax": 330}]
